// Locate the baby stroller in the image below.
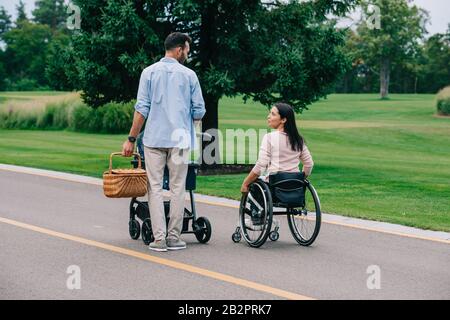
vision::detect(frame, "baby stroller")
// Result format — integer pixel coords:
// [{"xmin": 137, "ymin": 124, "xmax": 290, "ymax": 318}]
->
[{"xmin": 128, "ymin": 133, "xmax": 212, "ymax": 245}]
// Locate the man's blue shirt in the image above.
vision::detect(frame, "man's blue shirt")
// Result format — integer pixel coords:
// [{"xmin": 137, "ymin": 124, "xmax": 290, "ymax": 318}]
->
[{"xmin": 134, "ymin": 57, "xmax": 206, "ymax": 150}]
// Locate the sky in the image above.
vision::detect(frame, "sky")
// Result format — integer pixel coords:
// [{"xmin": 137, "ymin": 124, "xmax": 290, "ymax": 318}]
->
[{"xmin": 1, "ymin": 0, "xmax": 449, "ymax": 35}]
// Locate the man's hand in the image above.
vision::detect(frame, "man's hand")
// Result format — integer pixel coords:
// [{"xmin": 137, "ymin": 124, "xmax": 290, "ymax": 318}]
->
[
  {"xmin": 122, "ymin": 140, "xmax": 135, "ymax": 157},
  {"xmin": 122, "ymin": 111, "xmax": 145, "ymax": 157}
]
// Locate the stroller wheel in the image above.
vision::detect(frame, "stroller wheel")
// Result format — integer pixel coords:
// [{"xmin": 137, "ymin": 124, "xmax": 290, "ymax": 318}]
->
[
  {"xmin": 141, "ymin": 218, "xmax": 154, "ymax": 245},
  {"xmin": 129, "ymin": 220, "xmax": 140, "ymax": 240},
  {"xmin": 194, "ymin": 217, "xmax": 212, "ymax": 244}
]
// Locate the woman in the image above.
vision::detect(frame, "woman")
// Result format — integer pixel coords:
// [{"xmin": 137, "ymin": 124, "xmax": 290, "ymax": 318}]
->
[{"xmin": 241, "ymin": 102, "xmax": 314, "ymax": 193}]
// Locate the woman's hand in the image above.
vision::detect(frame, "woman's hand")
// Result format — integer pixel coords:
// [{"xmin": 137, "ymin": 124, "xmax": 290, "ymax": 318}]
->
[
  {"xmin": 241, "ymin": 171, "xmax": 259, "ymax": 194},
  {"xmin": 240, "ymin": 182, "xmax": 249, "ymax": 194}
]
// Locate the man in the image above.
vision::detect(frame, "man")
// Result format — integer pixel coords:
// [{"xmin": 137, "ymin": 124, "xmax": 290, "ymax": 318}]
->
[{"xmin": 122, "ymin": 32, "xmax": 206, "ymax": 252}]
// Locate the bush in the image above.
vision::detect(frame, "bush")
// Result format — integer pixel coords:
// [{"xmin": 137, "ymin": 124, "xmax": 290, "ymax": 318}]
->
[
  {"xmin": 53, "ymin": 102, "xmax": 72, "ymax": 129},
  {"xmin": 16, "ymin": 111, "xmax": 40, "ymax": 129},
  {"xmin": 1, "ymin": 98, "xmax": 135, "ymax": 133},
  {"xmin": 71, "ymin": 103, "xmax": 94, "ymax": 132},
  {"xmin": 6, "ymin": 78, "xmax": 52, "ymax": 91},
  {"xmin": 0, "ymin": 109, "xmax": 39, "ymax": 129},
  {"xmin": 37, "ymin": 104, "xmax": 57, "ymax": 129},
  {"xmin": 10, "ymin": 78, "xmax": 39, "ymax": 91},
  {"xmin": 101, "ymin": 101, "xmax": 134, "ymax": 134},
  {"xmin": 436, "ymin": 86, "xmax": 450, "ymax": 116},
  {"xmin": 37, "ymin": 101, "xmax": 75, "ymax": 129},
  {"xmin": 70, "ymin": 101, "xmax": 134, "ymax": 133}
]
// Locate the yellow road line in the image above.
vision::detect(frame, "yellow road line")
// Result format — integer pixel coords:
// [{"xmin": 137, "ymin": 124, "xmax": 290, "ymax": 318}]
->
[
  {"xmin": 1, "ymin": 165, "xmax": 449, "ymax": 245},
  {"xmin": 0, "ymin": 216, "xmax": 314, "ymax": 300}
]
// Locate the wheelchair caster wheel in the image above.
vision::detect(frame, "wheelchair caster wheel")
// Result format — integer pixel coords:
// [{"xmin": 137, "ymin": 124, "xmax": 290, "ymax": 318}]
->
[
  {"xmin": 141, "ymin": 218, "xmax": 154, "ymax": 245},
  {"xmin": 232, "ymin": 232, "xmax": 241, "ymax": 243},
  {"xmin": 269, "ymin": 231, "xmax": 279, "ymax": 242},
  {"xmin": 129, "ymin": 220, "xmax": 141, "ymax": 240}
]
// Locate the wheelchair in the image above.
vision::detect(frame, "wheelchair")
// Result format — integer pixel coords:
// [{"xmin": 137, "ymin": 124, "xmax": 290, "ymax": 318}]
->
[
  {"xmin": 128, "ymin": 133, "xmax": 212, "ymax": 245},
  {"xmin": 232, "ymin": 171, "xmax": 321, "ymax": 248}
]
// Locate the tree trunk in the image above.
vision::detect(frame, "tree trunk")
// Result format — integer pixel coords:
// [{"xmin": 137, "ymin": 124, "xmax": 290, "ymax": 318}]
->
[
  {"xmin": 198, "ymin": 4, "xmax": 221, "ymax": 169},
  {"xmin": 200, "ymin": 94, "xmax": 221, "ymax": 169},
  {"xmin": 414, "ymin": 76, "xmax": 418, "ymax": 94},
  {"xmin": 380, "ymin": 58, "xmax": 390, "ymax": 99},
  {"xmin": 202, "ymin": 94, "xmax": 219, "ymax": 134},
  {"xmin": 343, "ymin": 73, "xmax": 349, "ymax": 93}
]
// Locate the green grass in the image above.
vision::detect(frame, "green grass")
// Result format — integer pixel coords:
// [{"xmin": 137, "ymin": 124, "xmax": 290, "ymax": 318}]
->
[
  {"xmin": 0, "ymin": 91, "xmax": 79, "ymax": 114},
  {"xmin": 0, "ymin": 91, "xmax": 68, "ymax": 105},
  {"xmin": 0, "ymin": 93, "xmax": 449, "ymax": 231},
  {"xmin": 0, "ymin": 91, "xmax": 70, "ymax": 98}
]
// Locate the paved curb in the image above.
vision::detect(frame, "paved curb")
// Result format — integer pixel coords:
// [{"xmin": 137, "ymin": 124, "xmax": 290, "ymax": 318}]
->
[{"xmin": 1, "ymin": 163, "xmax": 449, "ymax": 243}]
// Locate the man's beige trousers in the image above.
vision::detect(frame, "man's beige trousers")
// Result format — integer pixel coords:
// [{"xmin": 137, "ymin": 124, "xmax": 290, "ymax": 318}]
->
[{"xmin": 144, "ymin": 147, "xmax": 188, "ymax": 242}]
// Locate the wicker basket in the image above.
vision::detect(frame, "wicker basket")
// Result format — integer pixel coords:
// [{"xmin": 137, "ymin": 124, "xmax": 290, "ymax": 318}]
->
[{"xmin": 103, "ymin": 152, "xmax": 147, "ymax": 198}]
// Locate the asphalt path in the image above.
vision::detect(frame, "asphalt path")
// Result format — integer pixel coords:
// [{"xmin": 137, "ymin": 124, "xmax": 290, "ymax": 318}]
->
[{"xmin": 0, "ymin": 169, "xmax": 449, "ymax": 300}]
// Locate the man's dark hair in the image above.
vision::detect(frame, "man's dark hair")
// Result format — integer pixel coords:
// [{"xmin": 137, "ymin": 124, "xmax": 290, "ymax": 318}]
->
[{"xmin": 164, "ymin": 32, "xmax": 192, "ymax": 51}]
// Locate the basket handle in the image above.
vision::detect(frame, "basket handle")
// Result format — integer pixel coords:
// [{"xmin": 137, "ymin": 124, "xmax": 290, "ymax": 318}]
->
[{"xmin": 109, "ymin": 152, "xmax": 142, "ymax": 173}]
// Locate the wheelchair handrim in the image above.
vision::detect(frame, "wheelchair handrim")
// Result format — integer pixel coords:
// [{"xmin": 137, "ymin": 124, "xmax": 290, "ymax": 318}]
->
[
  {"xmin": 287, "ymin": 183, "xmax": 321, "ymax": 245},
  {"xmin": 239, "ymin": 181, "xmax": 273, "ymax": 247}
]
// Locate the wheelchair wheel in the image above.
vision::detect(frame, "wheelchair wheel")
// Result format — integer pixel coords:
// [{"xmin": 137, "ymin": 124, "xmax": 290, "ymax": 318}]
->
[
  {"xmin": 141, "ymin": 218, "xmax": 154, "ymax": 245},
  {"xmin": 232, "ymin": 231, "xmax": 241, "ymax": 243},
  {"xmin": 287, "ymin": 181, "xmax": 321, "ymax": 246},
  {"xmin": 269, "ymin": 231, "xmax": 279, "ymax": 241},
  {"xmin": 239, "ymin": 179, "xmax": 273, "ymax": 248},
  {"xmin": 194, "ymin": 217, "xmax": 212, "ymax": 244}
]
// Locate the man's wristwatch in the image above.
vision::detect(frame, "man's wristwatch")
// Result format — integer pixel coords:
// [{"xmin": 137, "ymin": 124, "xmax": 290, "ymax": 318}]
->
[{"xmin": 128, "ymin": 136, "xmax": 136, "ymax": 143}]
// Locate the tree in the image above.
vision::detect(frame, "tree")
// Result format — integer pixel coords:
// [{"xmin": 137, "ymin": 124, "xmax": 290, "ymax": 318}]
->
[
  {"xmin": 33, "ymin": 0, "xmax": 67, "ymax": 30},
  {"xmin": 0, "ymin": 51, "xmax": 7, "ymax": 90},
  {"xmin": 418, "ymin": 27, "xmax": 450, "ymax": 93},
  {"xmin": 0, "ymin": 6, "xmax": 12, "ymax": 37},
  {"xmin": 45, "ymin": 32, "xmax": 75, "ymax": 90},
  {"xmin": 16, "ymin": 0, "xmax": 28, "ymax": 26},
  {"xmin": 2, "ymin": 21, "xmax": 53, "ymax": 87},
  {"xmin": 0, "ymin": 6, "xmax": 8, "ymax": 88},
  {"xmin": 356, "ymin": 0, "xmax": 428, "ymax": 98},
  {"xmin": 337, "ymin": 23, "xmax": 450, "ymax": 94},
  {"xmin": 56, "ymin": 0, "xmax": 357, "ymax": 164}
]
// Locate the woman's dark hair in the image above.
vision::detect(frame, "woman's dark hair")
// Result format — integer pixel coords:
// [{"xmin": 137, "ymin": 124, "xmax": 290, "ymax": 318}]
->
[
  {"xmin": 274, "ymin": 102, "xmax": 304, "ymax": 152},
  {"xmin": 164, "ymin": 32, "xmax": 192, "ymax": 51}
]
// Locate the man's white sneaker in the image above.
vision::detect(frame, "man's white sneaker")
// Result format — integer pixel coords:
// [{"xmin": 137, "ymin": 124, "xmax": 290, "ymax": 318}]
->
[
  {"xmin": 167, "ymin": 238, "xmax": 187, "ymax": 250},
  {"xmin": 149, "ymin": 239, "xmax": 168, "ymax": 252}
]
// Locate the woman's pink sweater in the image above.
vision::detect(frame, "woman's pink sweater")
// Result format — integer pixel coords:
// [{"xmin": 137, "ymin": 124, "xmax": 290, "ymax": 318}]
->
[{"xmin": 252, "ymin": 131, "xmax": 314, "ymax": 177}]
